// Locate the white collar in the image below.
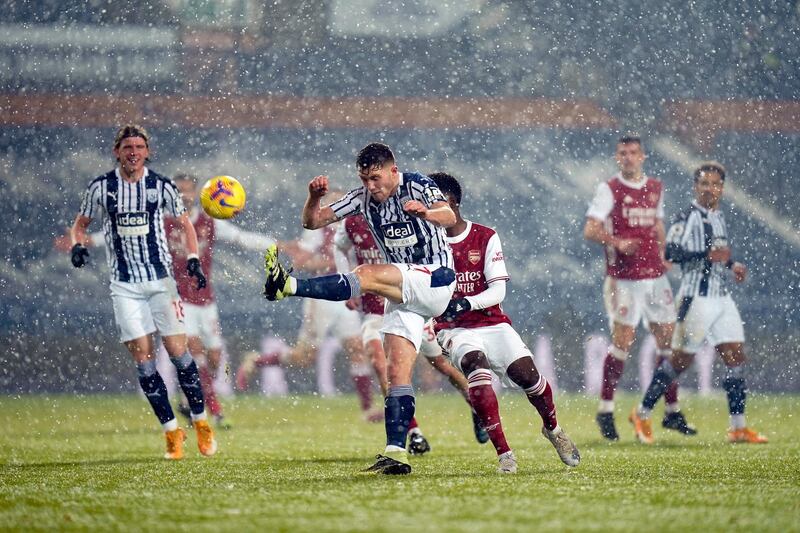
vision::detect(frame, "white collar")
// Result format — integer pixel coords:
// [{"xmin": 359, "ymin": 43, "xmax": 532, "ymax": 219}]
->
[
  {"xmin": 115, "ymin": 166, "xmax": 149, "ymax": 182},
  {"xmin": 614, "ymin": 173, "xmax": 648, "ymax": 190},
  {"xmin": 446, "ymin": 220, "xmax": 472, "ymax": 244}
]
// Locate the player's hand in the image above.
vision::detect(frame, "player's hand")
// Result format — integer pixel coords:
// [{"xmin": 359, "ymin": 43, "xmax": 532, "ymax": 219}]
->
[
  {"xmin": 308, "ymin": 175, "xmax": 329, "ymax": 199},
  {"xmin": 403, "ymin": 200, "xmax": 428, "ymax": 218},
  {"xmin": 615, "ymin": 238, "xmax": 641, "ymax": 256},
  {"xmin": 732, "ymin": 262, "xmax": 747, "ymax": 283},
  {"xmin": 70, "ymin": 243, "xmax": 89, "ymax": 268},
  {"xmin": 187, "ymin": 257, "xmax": 207, "ymax": 289},
  {"xmin": 345, "ymin": 296, "xmax": 361, "ymax": 311},
  {"xmin": 440, "ymin": 297, "xmax": 471, "ymax": 322},
  {"xmin": 708, "ymin": 247, "xmax": 731, "ymax": 263}
]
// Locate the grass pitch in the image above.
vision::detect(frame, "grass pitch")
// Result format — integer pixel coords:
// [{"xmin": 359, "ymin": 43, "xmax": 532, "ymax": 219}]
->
[{"xmin": 1, "ymin": 392, "xmax": 798, "ymax": 532}]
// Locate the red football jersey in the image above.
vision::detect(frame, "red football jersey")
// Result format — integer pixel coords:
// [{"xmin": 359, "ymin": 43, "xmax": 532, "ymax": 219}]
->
[
  {"xmin": 166, "ymin": 211, "xmax": 215, "ymax": 305},
  {"xmin": 435, "ymin": 221, "xmax": 511, "ymax": 331},
  {"xmin": 344, "ymin": 215, "xmax": 385, "ymax": 315},
  {"xmin": 604, "ymin": 176, "xmax": 665, "ymax": 280}
]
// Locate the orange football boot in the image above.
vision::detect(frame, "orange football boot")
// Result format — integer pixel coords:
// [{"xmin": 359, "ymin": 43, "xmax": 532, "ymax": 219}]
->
[
  {"xmin": 194, "ymin": 419, "xmax": 218, "ymax": 456},
  {"xmin": 164, "ymin": 428, "xmax": 187, "ymax": 460},
  {"xmin": 727, "ymin": 427, "xmax": 768, "ymax": 444},
  {"xmin": 629, "ymin": 407, "xmax": 654, "ymax": 444}
]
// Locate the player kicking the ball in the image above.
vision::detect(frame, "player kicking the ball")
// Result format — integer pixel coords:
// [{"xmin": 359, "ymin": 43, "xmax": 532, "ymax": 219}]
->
[
  {"xmin": 430, "ymin": 172, "xmax": 580, "ymax": 472},
  {"xmin": 263, "ymin": 143, "xmax": 456, "ymax": 475}
]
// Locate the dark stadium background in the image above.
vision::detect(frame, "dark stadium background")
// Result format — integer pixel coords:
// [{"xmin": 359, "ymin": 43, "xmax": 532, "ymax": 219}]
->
[{"xmin": 1, "ymin": 0, "xmax": 798, "ymax": 393}]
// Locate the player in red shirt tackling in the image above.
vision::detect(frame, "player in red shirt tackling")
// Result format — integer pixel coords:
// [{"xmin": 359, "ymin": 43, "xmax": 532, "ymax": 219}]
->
[{"xmin": 431, "ymin": 173, "xmax": 580, "ymax": 472}]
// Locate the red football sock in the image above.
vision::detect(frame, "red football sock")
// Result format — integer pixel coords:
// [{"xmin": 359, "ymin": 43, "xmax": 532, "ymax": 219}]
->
[
  {"xmin": 199, "ymin": 365, "xmax": 222, "ymax": 417},
  {"xmin": 525, "ymin": 376, "xmax": 558, "ymax": 431},
  {"xmin": 468, "ymin": 369, "xmax": 510, "ymax": 456},
  {"xmin": 601, "ymin": 352, "xmax": 626, "ymax": 401},
  {"xmin": 408, "ymin": 416, "xmax": 419, "ymax": 431},
  {"xmin": 351, "ymin": 373, "xmax": 373, "ymax": 412},
  {"xmin": 657, "ymin": 354, "xmax": 680, "ymax": 406}
]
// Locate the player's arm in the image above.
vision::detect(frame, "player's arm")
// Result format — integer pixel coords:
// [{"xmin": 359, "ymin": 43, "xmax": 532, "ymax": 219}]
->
[
  {"xmin": 176, "ymin": 212, "xmax": 207, "ymax": 289},
  {"xmin": 214, "ymin": 219, "xmax": 276, "ymax": 251},
  {"xmin": 68, "ymin": 215, "xmax": 93, "ymax": 267},
  {"xmin": 403, "ymin": 200, "xmax": 456, "ymax": 227},
  {"xmin": 302, "ymin": 175, "xmax": 339, "ymax": 229},
  {"xmin": 441, "ymin": 233, "xmax": 508, "ymax": 321},
  {"xmin": 664, "ymin": 216, "xmax": 707, "ymax": 264}
]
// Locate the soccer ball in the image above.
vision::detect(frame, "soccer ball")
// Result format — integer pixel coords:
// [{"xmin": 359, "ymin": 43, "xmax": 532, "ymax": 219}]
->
[{"xmin": 199, "ymin": 176, "xmax": 246, "ymax": 219}]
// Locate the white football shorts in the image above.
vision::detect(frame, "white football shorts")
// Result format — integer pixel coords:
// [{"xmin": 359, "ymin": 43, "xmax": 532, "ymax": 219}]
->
[
  {"xmin": 603, "ymin": 275, "xmax": 677, "ymax": 329},
  {"xmin": 362, "ymin": 313, "xmax": 383, "ymax": 344},
  {"xmin": 437, "ymin": 322, "xmax": 533, "ymax": 387},
  {"xmin": 381, "ymin": 263, "xmax": 456, "ymax": 352},
  {"xmin": 183, "ymin": 301, "xmax": 223, "ymax": 350},
  {"xmin": 363, "ymin": 313, "xmax": 442, "ymax": 359},
  {"xmin": 671, "ymin": 294, "xmax": 745, "ymax": 354},
  {"xmin": 419, "ymin": 320, "xmax": 443, "ymax": 360},
  {"xmin": 298, "ymin": 298, "xmax": 362, "ymax": 344},
  {"xmin": 110, "ymin": 277, "xmax": 185, "ymax": 343}
]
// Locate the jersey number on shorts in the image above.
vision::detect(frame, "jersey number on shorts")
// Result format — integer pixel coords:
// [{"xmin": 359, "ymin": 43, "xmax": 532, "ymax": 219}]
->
[{"xmin": 172, "ymin": 301, "xmax": 185, "ymax": 320}]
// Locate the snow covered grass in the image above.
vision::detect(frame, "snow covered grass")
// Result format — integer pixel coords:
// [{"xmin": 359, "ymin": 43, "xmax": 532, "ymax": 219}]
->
[{"xmin": 1, "ymin": 393, "xmax": 796, "ymax": 531}]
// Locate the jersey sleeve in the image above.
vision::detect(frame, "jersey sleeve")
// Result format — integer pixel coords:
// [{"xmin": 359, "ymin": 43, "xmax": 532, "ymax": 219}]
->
[
  {"xmin": 333, "ymin": 221, "xmax": 352, "ymax": 252},
  {"xmin": 329, "ymin": 187, "xmax": 364, "ymax": 220},
  {"xmin": 484, "ymin": 232, "xmax": 510, "ymax": 283},
  {"xmin": 410, "ymin": 175, "xmax": 447, "ymax": 207},
  {"xmin": 665, "ymin": 212, "xmax": 706, "ymax": 263},
  {"xmin": 162, "ymin": 179, "xmax": 186, "ymax": 217},
  {"xmin": 214, "ymin": 219, "xmax": 276, "ymax": 250},
  {"xmin": 297, "ymin": 228, "xmax": 324, "ymax": 253},
  {"xmin": 585, "ymin": 182, "xmax": 613, "ymax": 220},
  {"xmin": 79, "ymin": 181, "xmax": 103, "ymax": 219}
]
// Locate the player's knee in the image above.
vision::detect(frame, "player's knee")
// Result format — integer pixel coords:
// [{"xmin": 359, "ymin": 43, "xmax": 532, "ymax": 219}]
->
[
  {"xmin": 460, "ymin": 350, "xmax": 490, "ymax": 376},
  {"xmin": 506, "ymin": 356, "xmax": 539, "ymax": 389}
]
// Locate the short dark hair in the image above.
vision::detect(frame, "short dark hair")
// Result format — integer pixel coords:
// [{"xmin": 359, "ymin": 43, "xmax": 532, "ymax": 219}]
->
[
  {"xmin": 428, "ymin": 172, "xmax": 462, "ymax": 205},
  {"xmin": 356, "ymin": 143, "xmax": 395, "ymax": 171},
  {"xmin": 693, "ymin": 161, "xmax": 726, "ymax": 182},
  {"xmin": 114, "ymin": 124, "xmax": 150, "ymax": 149},
  {"xmin": 617, "ymin": 135, "xmax": 642, "ymax": 147}
]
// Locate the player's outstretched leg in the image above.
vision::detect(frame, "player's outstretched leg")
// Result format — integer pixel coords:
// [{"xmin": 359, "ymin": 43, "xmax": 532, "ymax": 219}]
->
[
  {"xmin": 508, "ymin": 356, "xmax": 580, "ymax": 467},
  {"xmin": 263, "ymin": 245, "xmax": 293, "ymax": 301}
]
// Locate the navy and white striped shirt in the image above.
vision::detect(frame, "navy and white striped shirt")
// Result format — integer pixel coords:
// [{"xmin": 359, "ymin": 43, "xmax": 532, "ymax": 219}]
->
[
  {"xmin": 329, "ymin": 172, "xmax": 453, "ymax": 269},
  {"xmin": 79, "ymin": 167, "xmax": 185, "ymax": 283},
  {"xmin": 665, "ymin": 200, "xmax": 732, "ymax": 298}
]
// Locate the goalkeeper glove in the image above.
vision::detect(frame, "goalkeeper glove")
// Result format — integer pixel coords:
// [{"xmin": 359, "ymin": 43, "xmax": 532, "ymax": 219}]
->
[
  {"xmin": 71, "ymin": 243, "xmax": 89, "ymax": 268},
  {"xmin": 187, "ymin": 257, "xmax": 207, "ymax": 289},
  {"xmin": 441, "ymin": 297, "xmax": 471, "ymax": 322}
]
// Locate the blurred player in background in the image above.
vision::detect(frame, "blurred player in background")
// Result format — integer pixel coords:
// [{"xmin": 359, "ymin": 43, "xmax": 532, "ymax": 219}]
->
[
  {"xmin": 166, "ymin": 173, "xmax": 278, "ymax": 429},
  {"xmin": 583, "ymin": 135, "xmax": 695, "ymax": 441},
  {"xmin": 334, "ymin": 213, "xmax": 489, "ymax": 451},
  {"xmin": 630, "ymin": 162, "xmax": 767, "ymax": 444},
  {"xmin": 68, "ymin": 124, "xmax": 216, "ymax": 460},
  {"xmin": 263, "ymin": 142, "xmax": 457, "ymax": 475},
  {"xmin": 286, "ymin": 212, "xmax": 377, "ymax": 417},
  {"xmin": 431, "ymin": 173, "xmax": 580, "ymax": 473}
]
